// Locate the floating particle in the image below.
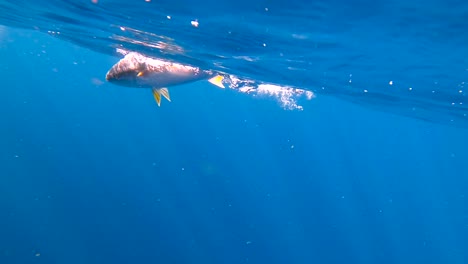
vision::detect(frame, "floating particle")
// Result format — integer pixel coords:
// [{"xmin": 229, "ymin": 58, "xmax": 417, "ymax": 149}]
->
[
  {"xmin": 167, "ymin": 15, "xmax": 171, "ymax": 20},
  {"xmin": 262, "ymin": 43, "xmax": 267, "ymax": 47},
  {"xmin": 389, "ymin": 80, "xmax": 393, "ymax": 85},
  {"xmin": 363, "ymin": 89, "xmax": 368, "ymax": 93},
  {"xmin": 408, "ymin": 87, "xmax": 413, "ymax": 91},
  {"xmin": 91, "ymin": 78, "xmax": 103, "ymax": 86},
  {"xmin": 191, "ymin": 20, "xmax": 199, "ymax": 27}
]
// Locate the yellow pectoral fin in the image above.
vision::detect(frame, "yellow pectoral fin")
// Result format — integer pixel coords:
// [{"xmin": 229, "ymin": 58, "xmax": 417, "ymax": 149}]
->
[
  {"xmin": 152, "ymin": 88, "xmax": 171, "ymax": 107},
  {"xmin": 208, "ymin": 75, "xmax": 225, "ymax": 89},
  {"xmin": 152, "ymin": 88, "xmax": 162, "ymax": 107},
  {"xmin": 158, "ymin": 88, "xmax": 171, "ymax": 102}
]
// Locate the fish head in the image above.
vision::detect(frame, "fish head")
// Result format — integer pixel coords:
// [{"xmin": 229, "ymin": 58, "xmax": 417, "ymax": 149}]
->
[{"xmin": 105, "ymin": 56, "xmax": 148, "ymax": 87}]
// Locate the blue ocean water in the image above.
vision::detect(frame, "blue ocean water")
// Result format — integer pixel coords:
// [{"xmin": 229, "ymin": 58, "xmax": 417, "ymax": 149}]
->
[{"xmin": 0, "ymin": 1, "xmax": 467, "ymax": 264}]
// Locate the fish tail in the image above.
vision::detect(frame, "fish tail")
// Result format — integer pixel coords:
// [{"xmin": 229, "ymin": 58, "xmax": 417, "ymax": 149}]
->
[{"xmin": 208, "ymin": 75, "xmax": 225, "ymax": 89}]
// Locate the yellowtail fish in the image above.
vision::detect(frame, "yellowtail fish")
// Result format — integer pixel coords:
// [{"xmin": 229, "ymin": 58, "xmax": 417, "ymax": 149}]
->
[{"xmin": 105, "ymin": 52, "xmax": 224, "ymax": 106}]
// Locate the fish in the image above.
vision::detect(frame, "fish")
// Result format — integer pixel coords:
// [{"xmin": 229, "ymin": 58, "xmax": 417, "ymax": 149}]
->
[{"xmin": 105, "ymin": 52, "xmax": 225, "ymax": 106}]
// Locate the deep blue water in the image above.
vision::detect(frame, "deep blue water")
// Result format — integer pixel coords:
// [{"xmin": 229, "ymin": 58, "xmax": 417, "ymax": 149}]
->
[{"xmin": 0, "ymin": 1, "xmax": 467, "ymax": 264}]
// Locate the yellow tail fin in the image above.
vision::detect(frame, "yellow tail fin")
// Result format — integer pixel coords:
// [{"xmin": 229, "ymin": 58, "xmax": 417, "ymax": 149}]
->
[{"xmin": 208, "ymin": 75, "xmax": 224, "ymax": 89}]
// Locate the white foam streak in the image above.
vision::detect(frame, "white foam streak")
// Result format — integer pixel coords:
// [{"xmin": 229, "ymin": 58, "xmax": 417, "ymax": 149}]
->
[{"xmin": 227, "ymin": 75, "xmax": 315, "ymax": 110}]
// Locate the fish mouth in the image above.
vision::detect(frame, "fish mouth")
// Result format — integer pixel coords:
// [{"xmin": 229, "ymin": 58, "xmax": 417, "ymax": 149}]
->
[
  {"xmin": 105, "ymin": 61, "xmax": 138, "ymax": 82},
  {"xmin": 105, "ymin": 66, "xmax": 120, "ymax": 82},
  {"xmin": 105, "ymin": 71, "xmax": 112, "ymax": 81}
]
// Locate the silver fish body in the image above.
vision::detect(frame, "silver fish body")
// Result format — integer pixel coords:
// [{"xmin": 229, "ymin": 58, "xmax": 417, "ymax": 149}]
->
[
  {"xmin": 105, "ymin": 52, "xmax": 225, "ymax": 106},
  {"xmin": 106, "ymin": 52, "xmax": 217, "ymax": 88}
]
